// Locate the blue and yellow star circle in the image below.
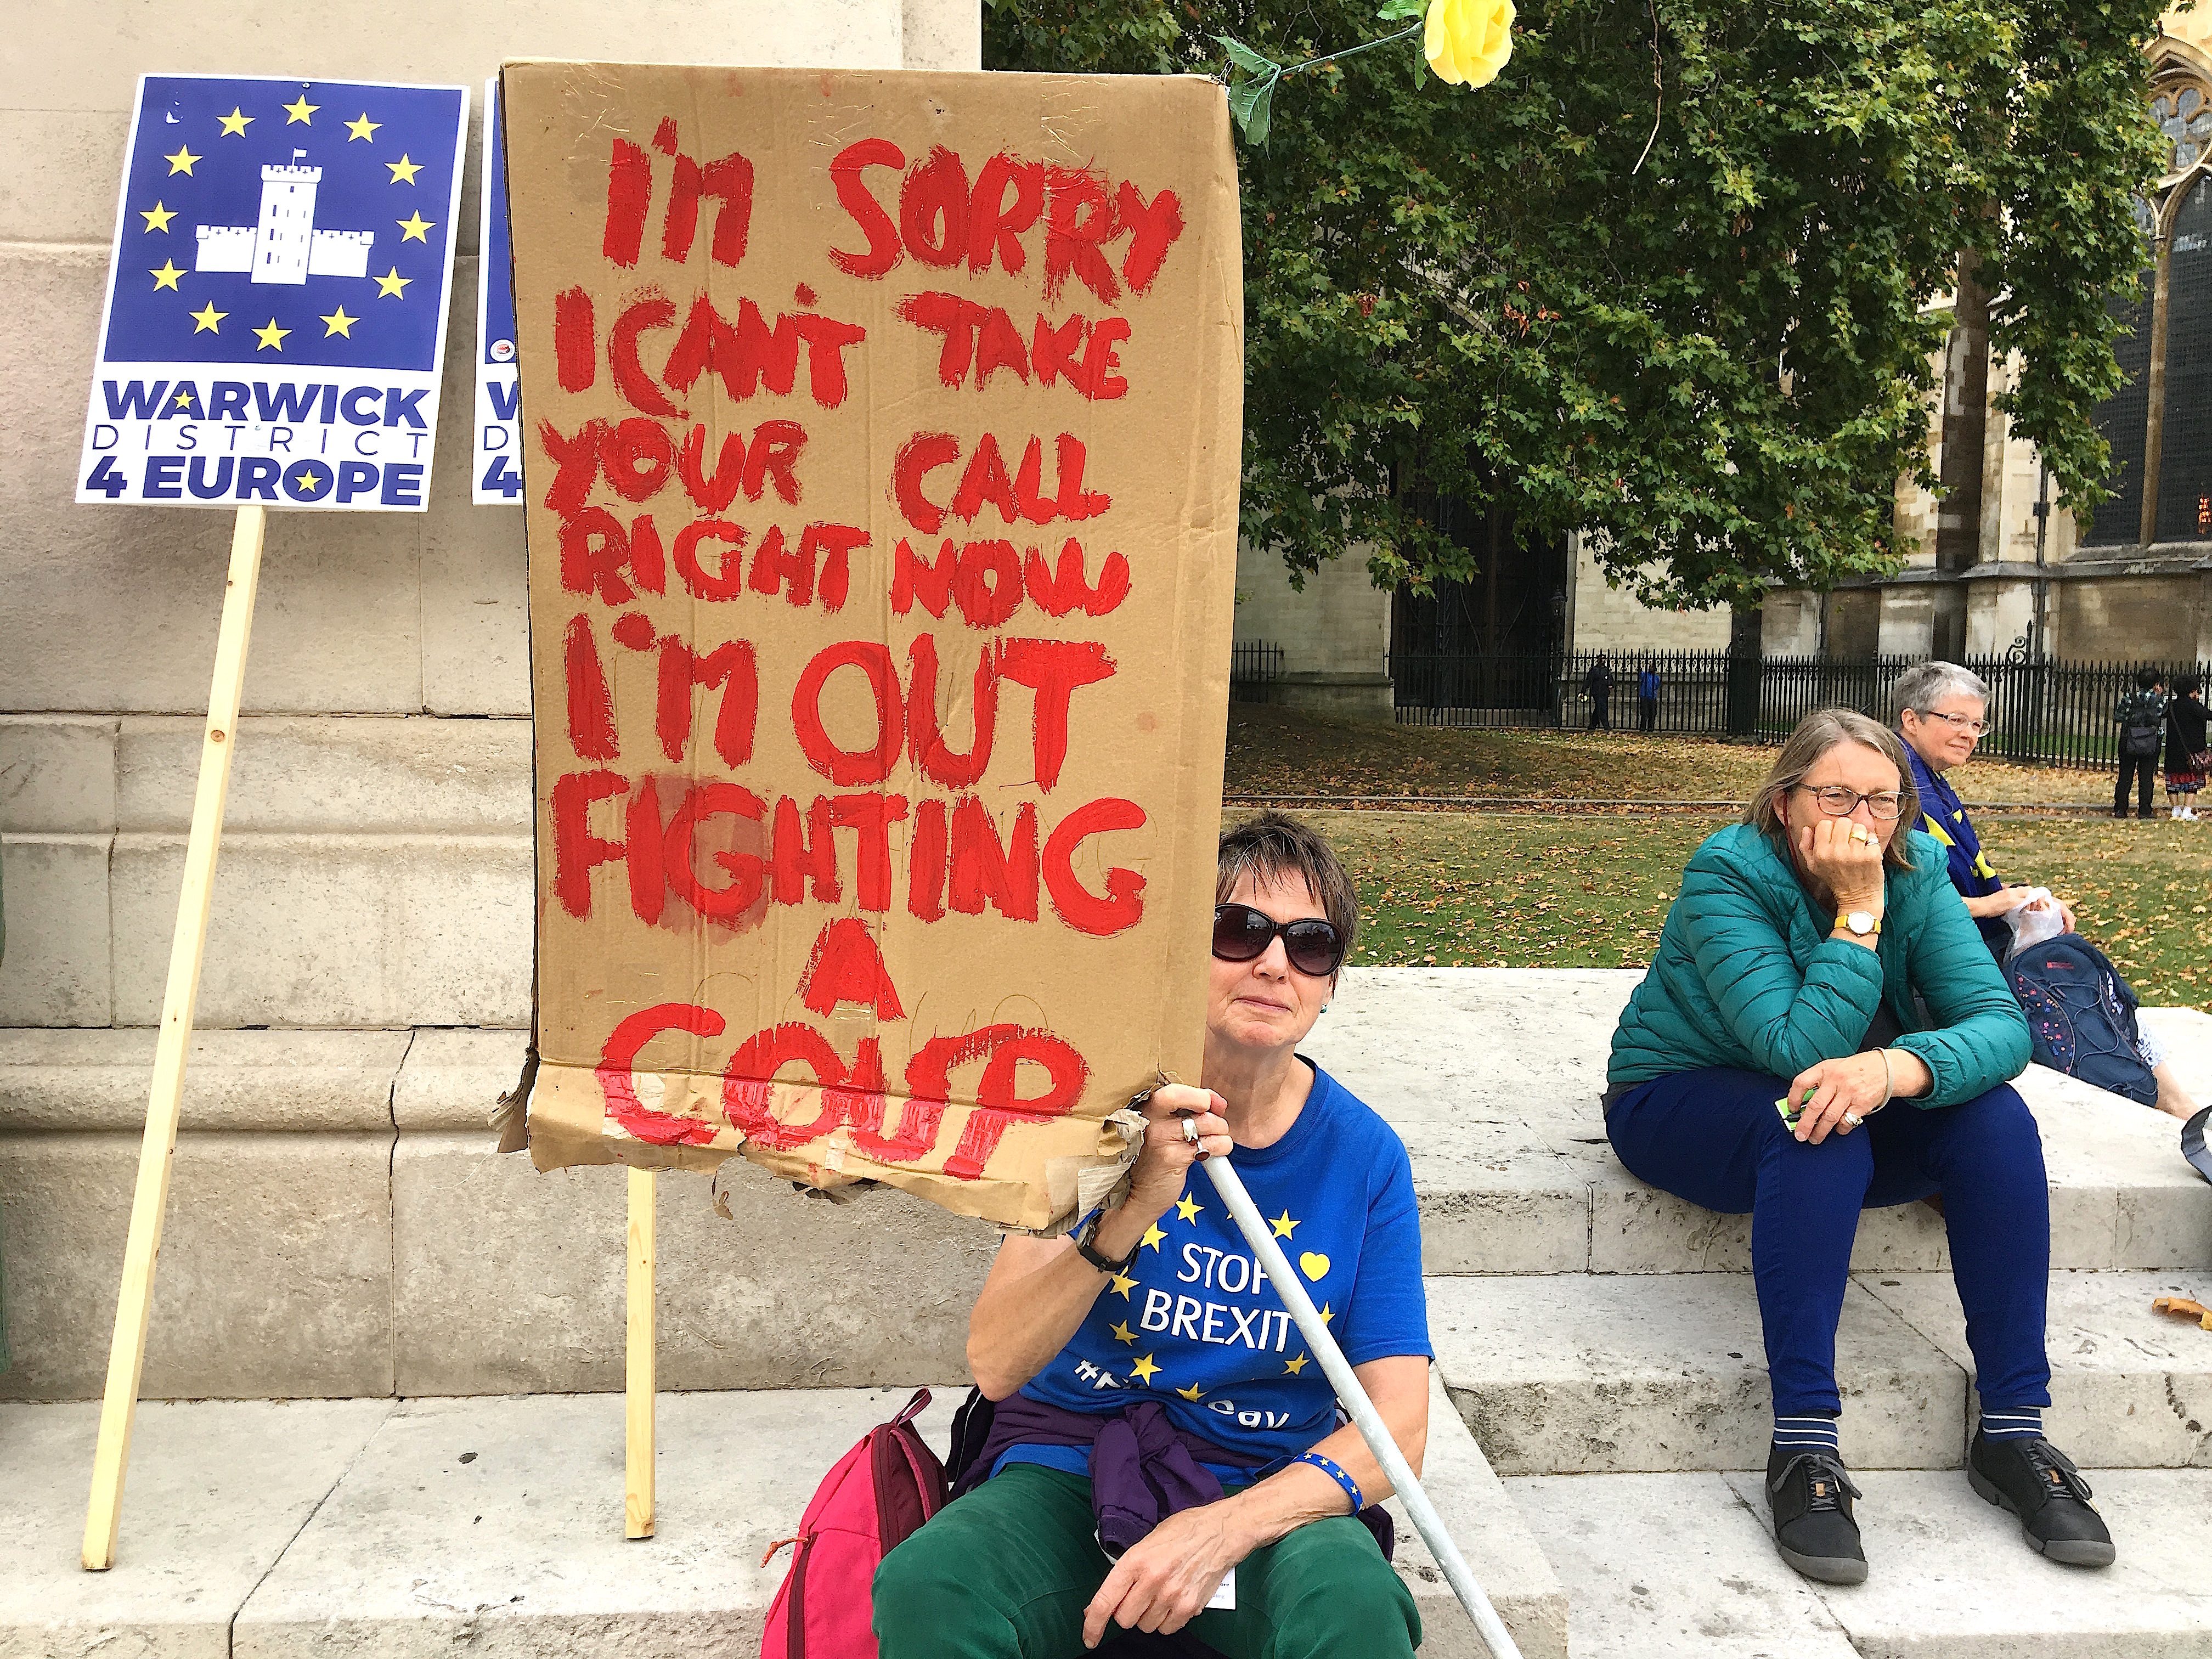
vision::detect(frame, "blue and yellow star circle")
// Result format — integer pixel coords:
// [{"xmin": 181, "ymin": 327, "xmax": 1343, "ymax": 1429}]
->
[
  {"xmin": 103, "ymin": 76, "xmax": 462, "ymax": 372},
  {"xmin": 281, "ymin": 459, "xmax": 334, "ymax": 502}
]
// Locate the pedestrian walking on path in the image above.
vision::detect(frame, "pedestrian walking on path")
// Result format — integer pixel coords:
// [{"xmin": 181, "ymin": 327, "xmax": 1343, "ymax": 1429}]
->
[
  {"xmin": 1637, "ymin": 662, "xmax": 1660, "ymax": 732},
  {"xmin": 1604, "ymin": 708, "xmax": 2113, "ymax": 1587},
  {"xmin": 2163, "ymin": 674, "xmax": 2207, "ymax": 820},
  {"xmin": 2114, "ymin": 668, "xmax": 2169, "ymax": 819}
]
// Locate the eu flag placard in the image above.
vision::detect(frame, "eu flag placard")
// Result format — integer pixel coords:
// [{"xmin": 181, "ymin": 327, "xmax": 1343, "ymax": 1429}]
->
[
  {"xmin": 472, "ymin": 76, "xmax": 520, "ymax": 506},
  {"xmin": 77, "ymin": 74, "xmax": 469, "ymax": 512}
]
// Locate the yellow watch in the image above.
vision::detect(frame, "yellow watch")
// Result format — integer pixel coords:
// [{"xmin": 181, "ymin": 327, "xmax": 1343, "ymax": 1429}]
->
[{"xmin": 1836, "ymin": 910, "xmax": 1880, "ymax": 938}]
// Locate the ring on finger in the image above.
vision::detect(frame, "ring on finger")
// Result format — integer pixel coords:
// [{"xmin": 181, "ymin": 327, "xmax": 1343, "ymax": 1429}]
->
[
  {"xmin": 1843, "ymin": 1111, "xmax": 1863, "ymax": 1128},
  {"xmin": 1181, "ymin": 1116, "xmax": 1201, "ymax": 1145}
]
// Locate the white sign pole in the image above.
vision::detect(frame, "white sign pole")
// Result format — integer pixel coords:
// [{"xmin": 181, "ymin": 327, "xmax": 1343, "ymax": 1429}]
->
[{"xmin": 82, "ymin": 503, "xmax": 268, "ymax": 1571}]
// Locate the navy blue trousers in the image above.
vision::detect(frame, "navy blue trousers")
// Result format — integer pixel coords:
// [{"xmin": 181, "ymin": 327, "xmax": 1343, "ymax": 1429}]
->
[{"xmin": 1606, "ymin": 1068, "xmax": 2052, "ymax": 1418}]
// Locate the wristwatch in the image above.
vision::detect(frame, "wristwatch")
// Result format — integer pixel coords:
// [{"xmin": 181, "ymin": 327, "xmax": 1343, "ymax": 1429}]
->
[
  {"xmin": 1073, "ymin": 1213, "xmax": 1139, "ymax": 1275},
  {"xmin": 1836, "ymin": 910, "xmax": 1881, "ymax": 938}
]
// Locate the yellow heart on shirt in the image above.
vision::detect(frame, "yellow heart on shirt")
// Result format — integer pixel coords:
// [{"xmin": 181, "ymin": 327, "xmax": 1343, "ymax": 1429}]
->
[{"xmin": 1299, "ymin": 1252, "xmax": 1330, "ymax": 1282}]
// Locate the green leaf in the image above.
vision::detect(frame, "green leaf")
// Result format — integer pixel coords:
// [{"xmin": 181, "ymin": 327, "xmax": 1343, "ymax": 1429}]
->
[
  {"xmin": 1246, "ymin": 76, "xmax": 1278, "ymax": 148},
  {"xmin": 1213, "ymin": 35, "xmax": 1280, "ymax": 79},
  {"xmin": 1376, "ymin": 0, "xmax": 1427, "ymax": 19}
]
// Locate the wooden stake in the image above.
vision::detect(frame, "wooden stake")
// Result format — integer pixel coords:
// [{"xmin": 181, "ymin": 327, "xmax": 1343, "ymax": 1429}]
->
[
  {"xmin": 625, "ymin": 1164, "xmax": 656, "ymax": 1539},
  {"xmin": 82, "ymin": 504, "xmax": 269, "ymax": 1572}
]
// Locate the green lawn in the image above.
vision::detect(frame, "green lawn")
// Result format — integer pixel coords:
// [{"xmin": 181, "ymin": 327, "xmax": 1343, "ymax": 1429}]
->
[{"xmin": 1233, "ymin": 809, "xmax": 2212, "ymax": 1012}]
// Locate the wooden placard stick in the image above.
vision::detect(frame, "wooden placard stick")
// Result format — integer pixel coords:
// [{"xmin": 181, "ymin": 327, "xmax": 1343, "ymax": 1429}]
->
[
  {"xmin": 625, "ymin": 1165, "xmax": 656, "ymax": 1539},
  {"xmin": 82, "ymin": 504, "xmax": 269, "ymax": 1571}
]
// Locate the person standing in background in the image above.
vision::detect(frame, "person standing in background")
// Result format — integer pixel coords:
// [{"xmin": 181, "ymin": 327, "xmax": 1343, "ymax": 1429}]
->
[
  {"xmin": 1584, "ymin": 656, "xmax": 1614, "ymax": 731},
  {"xmin": 2163, "ymin": 675, "xmax": 2207, "ymax": 821},
  {"xmin": 2113, "ymin": 669, "xmax": 2169, "ymax": 820},
  {"xmin": 1638, "ymin": 661, "xmax": 1661, "ymax": 732}
]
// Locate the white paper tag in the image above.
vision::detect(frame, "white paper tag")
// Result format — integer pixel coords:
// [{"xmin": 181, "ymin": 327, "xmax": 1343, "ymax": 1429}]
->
[{"xmin": 1205, "ymin": 1568, "xmax": 1235, "ymax": 1611}]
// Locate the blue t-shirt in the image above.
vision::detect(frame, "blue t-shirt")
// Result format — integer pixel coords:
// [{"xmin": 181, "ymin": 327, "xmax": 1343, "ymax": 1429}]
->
[{"xmin": 1009, "ymin": 1060, "xmax": 1430, "ymax": 1471}]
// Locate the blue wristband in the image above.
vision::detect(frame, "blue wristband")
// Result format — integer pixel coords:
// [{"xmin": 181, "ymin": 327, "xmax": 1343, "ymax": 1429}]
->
[{"xmin": 1294, "ymin": 1451, "xmax": 1363, "ymax": 1513}]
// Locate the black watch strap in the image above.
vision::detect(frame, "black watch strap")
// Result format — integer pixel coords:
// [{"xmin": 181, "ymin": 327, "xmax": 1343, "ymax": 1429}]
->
[{"xmin": 1073, "ymin": 1215, "xmax": 1136, "ymax": 1274}]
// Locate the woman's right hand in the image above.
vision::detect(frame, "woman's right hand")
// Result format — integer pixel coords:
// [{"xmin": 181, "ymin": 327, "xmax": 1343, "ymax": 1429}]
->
[
  {"xmin": 1121, "ymin": 1084, "xmax": 1233, "ymax": 1228},
  {"xmin": 1797, "ymin": 817, "xmax": 1886, "ymax": 913}
]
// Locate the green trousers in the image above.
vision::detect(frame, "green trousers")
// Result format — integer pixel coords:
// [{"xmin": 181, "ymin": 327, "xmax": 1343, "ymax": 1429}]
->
[{"xmin": 873, "ymin": 1464, "xmax": 1420, "ymax": 1658}]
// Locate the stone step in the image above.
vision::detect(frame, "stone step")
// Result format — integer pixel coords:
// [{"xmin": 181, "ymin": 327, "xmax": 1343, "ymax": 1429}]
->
[
  {"xmin": 1314, "ymin": 968, "xmax": 2212, "ymax": 1278},
  {"xmin": 1510, "ymin": 1466, "xmax": 2212, "ymax": 1657},
  {"xmin": 1429, "ymin": 1268, "xmax": 2212, "ymax": 1477},
  {"xmin": 0, "ymin": 1378, "xmax": 1567, "ymax": 1659}
]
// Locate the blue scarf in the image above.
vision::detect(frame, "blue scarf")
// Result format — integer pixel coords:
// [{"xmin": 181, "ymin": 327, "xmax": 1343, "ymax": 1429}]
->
[{"xmin": 1903, "ymin": 741, "xmax": 2010, "ymax": 959}]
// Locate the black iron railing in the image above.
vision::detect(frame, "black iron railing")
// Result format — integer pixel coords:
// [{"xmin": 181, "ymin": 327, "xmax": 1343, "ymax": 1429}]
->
[
  {"xmin": 1389, "ymin": 649, "xmax": 2207, "ymax": 769},
  {"xmin": 1230, "ymin": 640, "xmax": 1284, "ymax": 703}
]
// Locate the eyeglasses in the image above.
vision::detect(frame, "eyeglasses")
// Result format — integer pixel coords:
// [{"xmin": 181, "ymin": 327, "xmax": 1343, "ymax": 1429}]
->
[
  {"xmin": 1916, "ymin": 709, "xmax": 1988, "ymax": 737},
  {"xmin": 1795, "ymin": 785, "xmax": 1905, "ymax": 820},
  {"xmin": 1211, "ymin": 904, "xmax": 1347, "ymax": 977}
]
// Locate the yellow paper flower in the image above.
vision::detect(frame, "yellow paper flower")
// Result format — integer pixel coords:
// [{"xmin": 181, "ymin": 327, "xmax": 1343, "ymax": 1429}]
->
[{"xmin": 1425, "ymin": 0, "xmax": 1515, "ymax": 88}]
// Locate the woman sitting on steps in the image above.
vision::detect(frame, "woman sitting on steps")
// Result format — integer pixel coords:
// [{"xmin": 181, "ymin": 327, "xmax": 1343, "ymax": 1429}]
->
[
  {"xmin": 1604, "ymin": 708, "xmax": 2113, "ymax": 1585},
  {"xmin": 875, "ymin": 811, "xmax": 1433, "ymax": 1657}
]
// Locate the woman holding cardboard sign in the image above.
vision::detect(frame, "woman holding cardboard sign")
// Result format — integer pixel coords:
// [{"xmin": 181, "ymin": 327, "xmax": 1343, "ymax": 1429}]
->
[{"xmin": 875, "ymin": 812, "xmax": 1430, "ymax": 1656}]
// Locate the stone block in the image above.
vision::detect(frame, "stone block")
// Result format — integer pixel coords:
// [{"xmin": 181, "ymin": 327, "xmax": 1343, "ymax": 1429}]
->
[
  {"xmin": 1509, "ymin": 1471, "xmax": 1859, "ymax": 1658},
  {"xmin": 1429, "ymin": 1273, "xmax": 1967, "ymax": 1475},
  {"xmin": 2137, "ymin": 1004, "xmax": 2212, "ymax": 1102},
  {"xmin": 110, "ymin": 832, "xmax": 531, "ymax": 1027},
  {"xmin": 391, "ymin": 1134, "xmax": 994, "ymax": 1394},
  {"xmin": 0, "ymin": 1130, "xmax": 394, "ymax": 1400},
  {"xmin": 392, "ymin": 1025, "xmax": 529, "ymax": 1130},
  {"xmin": 2019, "ymin": 1064, "xmax": 2212, "ymax": 1271},
  {"xmin": 0, "ymin": 716, "xmax": 116, "ymax": 832},
  {"xmin": 1590, "ymin": 1174, "xmax": 1953, "ymax": 1276},
  {"xmin": 1722, "ymin": 1467, "xmax": 2212, "ymax": 1657},
  {"xmin": 0, "ymin": 832, "xmax": 112, "ymax": 1026},
  {"xmin": 0, "ymin": 1397, "xmax": 393, "ymax": 1659},
  {"xmin": 0, "ymin": 1027, "xmax": 409, "ymax": 1131},
  {"xmin": 903, "ymin": 0, "xmax": 984, "ymax": 70},
  {"xmin": 117, "ymin": 716, "xmax": 531, "ymax": 833},
  {"xmin": 1858, "ymin": 1270, "xmax": 2212, "ymax": 1469},
  {"xmin": 1403, "ymin": 1126, "xmax": 1594, "ymax": 1276}
]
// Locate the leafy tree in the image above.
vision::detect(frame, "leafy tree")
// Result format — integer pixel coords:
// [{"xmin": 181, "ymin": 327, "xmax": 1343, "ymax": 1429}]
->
[{"xmin": 984, "ymin": 0, "xmax": 2168, "ymax": 610}]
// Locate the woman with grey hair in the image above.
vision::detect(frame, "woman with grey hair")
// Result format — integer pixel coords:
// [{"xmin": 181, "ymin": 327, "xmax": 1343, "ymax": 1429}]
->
[
  {"xmin": 1896, "ymin": 663, "xmax": 2196, "ymax": 1119},
  {"xmin": 1607, "ymin": 709, "xmax": 2113, "ymax": 1584}
]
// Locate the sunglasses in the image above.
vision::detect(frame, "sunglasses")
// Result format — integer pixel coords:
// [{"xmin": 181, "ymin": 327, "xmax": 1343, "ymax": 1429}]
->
[{"xmin": 1211, "ymin": 903, "xmax": 1347, "ymax": 978}]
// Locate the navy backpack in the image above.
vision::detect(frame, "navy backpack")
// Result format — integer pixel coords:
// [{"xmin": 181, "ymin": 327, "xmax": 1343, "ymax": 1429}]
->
[{"xmin": 2006, "ymin": 935, "xmax": 2158, "ymax": 1108}]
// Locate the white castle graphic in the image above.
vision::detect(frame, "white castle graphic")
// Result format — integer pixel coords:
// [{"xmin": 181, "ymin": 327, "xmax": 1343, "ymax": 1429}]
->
[{"xmin": 194, "ymin": 150, "xmax": 374, "ymax": 285}]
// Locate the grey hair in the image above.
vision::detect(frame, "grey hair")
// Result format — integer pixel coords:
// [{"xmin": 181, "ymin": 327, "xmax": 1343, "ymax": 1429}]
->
[{"xmin": 1893, "ymin": 661, "xmax": 1989, "ymax": 720}]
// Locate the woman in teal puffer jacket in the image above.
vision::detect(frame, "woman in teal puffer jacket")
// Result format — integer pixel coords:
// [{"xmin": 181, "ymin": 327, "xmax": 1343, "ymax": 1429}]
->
[{"xmin": 1606, "ymin": 709, "xmax": 2111, "ymax": 1587}]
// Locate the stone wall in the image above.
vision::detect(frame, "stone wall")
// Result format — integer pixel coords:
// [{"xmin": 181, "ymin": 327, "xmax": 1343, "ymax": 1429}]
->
[
  {"xmin": 0, "ymin": 0, "xmax": 986, "ymax": 1400},
  {"xmin": 1565, "ymin": 537, "xmax": 1731, "ymax": 654},
  {"xmin": 1232, "ymin": 539, "xmax": 1395, "ymax": 718}
]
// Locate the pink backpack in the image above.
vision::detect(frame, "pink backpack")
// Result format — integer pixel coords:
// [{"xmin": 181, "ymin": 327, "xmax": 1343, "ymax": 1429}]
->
[{"xmin": 760, "ymin": 1388, "xmax": 947, "ymax": 1658}]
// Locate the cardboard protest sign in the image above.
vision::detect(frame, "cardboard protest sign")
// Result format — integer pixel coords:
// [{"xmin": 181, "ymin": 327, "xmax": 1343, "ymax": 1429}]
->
[
  {"xmin": 473, "ymin": 77, "xmax": 522, "ymax": 504},
  {"xmin": 503, "ymin": 63, "xmax": 1243, "ymax": 1231},
  {"xmin": 78, "ymin": 74, "xmax": 468, "ymax": 511}
]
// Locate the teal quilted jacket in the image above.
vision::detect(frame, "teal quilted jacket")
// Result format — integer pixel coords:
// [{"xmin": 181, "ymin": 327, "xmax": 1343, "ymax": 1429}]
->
[{"xmin": 1607, "ymin": 821, "xmax": 2030, "ymax": 1106}]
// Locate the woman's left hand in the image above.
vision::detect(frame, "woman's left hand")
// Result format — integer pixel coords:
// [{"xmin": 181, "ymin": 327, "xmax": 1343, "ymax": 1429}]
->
[
  {"xmin": 1781, "ymin": 1052, "xmax": 1889, "ymax": 1143},
  {"xmin": 1081, "ymin": 1501, "xmax": 1252, "ymax": 1646}
]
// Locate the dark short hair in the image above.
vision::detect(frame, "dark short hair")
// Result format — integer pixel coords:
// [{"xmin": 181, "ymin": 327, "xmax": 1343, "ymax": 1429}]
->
[
  {"xmin": 2137, "ymin": 667, "xmax": 2163, "ymax": 690},
  {"xmin": 2179, "ymin": 673, "xmax": 2203, "ymax": 698},
  {"xmin": 1217, "ymin": 811, "xmax": 1358, "ymax": 960}
]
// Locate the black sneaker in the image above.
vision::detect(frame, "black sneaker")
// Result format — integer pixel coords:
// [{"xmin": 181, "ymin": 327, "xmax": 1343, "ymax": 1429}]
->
[
  {"xmin": 1968, "ymin": 1433, "xmax": 2116, "ymax": 1567},
  {"xmin": 1766, "ymin": 1446, "xmax": 1867, "ymax": 1584}
]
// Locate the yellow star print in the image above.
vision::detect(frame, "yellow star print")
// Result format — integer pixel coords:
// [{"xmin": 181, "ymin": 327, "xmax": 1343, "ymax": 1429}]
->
[
  {"xmin": 172, "ymin": 388, "xmax": 195, "ymax": 410},
  {"xmin": 1284, "ymin": 1353, "xmax": 1309, "ymax": 1375},
  {"xmin": 140, "ymin": 201, "xmax": 176, "ymax": 234},
  {"xmin": 320, "ymin": 304, "xmax": 358, "ymax": 338},
  {"xmin": 1108, "ymin": 1321, "xmax": 1137, "ymax": 1345},
  {"xmin": 1140, "ymin": 1222, "xmax": 1166, "ymax": 1252},
  {"xmin": 386, "ymin": 154, "xmax": 423, "ymax": 185},
  {"xmin": 1317, "ymin": 1303, "xmax": 1334, "ymax": 1327},
  {"xmin": 253, "ymin": 318, "xmax": 289, "ymax": 351},
  {"xmin": 1269, "ymin": 1211, "xmax": 1299, "ymax": 1239},
  {"xmin": 1107, "ymin": 1268, "xmax": 1136, "ymax": 1300},
  {"xmin": 149, "ymin": 259, "xmax": 184, "ymax": 291},
  {"xmin": 374, "ymin": 267, "xmax": 411, "ymax": 299},
  {"xmin": 1174, "ymin": 1192, "xmax": 1203, "ymax": 1224},
  {"xmin": 396, "ymin": 211, "xmax": 434, "ymax": 243},
  {"xmin": 188, "ymin": 301, "xmax": 225, "ymax": 334},
  {"xmin": 345, "ymin": 112, "xmax": 380, "ymax": 142},
  {"xmin": 217, "ymin": 107, "xmax": 252, "ymax": 137},
  {"xmin": 1175, "ymin": 1383, "xmax": 1205, "ymax": 1402},
  {"xmin": 1128, "ymin": 1353, "xmax": 1162, "ymax": 1386},
  {"xmin": 283, "ymin": 93, "xmax": 318, "ymax": 125},
  {"xmin": 165, "ymin": 145, "xmax": 200, "ymax": 176},
  {"xmin": 295, "ymin": 469, "xmax": 322, "ymax": 492}
]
